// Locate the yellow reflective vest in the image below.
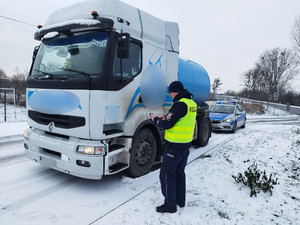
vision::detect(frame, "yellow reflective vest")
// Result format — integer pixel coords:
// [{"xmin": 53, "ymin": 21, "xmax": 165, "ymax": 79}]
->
[{"xmin": 165, "ymin": 98, "xmax": 197, "ymax": 143}]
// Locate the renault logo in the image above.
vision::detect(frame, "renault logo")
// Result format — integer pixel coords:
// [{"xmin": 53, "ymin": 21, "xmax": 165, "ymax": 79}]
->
[{"xmin": 48, "ymin": 122, "xmax": 54, "ymax": 132}]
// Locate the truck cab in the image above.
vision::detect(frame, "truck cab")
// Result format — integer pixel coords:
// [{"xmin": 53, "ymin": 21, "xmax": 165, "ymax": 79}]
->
[{"xmin": 24, "ymin": 0, "xmax": 211, "ymax": 180}]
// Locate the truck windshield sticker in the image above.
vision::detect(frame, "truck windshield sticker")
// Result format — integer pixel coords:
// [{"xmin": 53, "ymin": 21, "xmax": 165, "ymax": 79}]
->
[
  {"xmin": 32, "ymin": 32, "xmax": 108, "ymax": 78},
  {"xmin": 67, "ymin": 39, "xmax": 107, "ymax": 51},
  {"xmin": 45, "ymin": 32, "xmax": 108, "ymax": 46}
]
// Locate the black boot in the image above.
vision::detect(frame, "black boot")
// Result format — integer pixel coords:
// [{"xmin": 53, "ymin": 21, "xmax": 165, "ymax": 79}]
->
[
  {"xmin": 156, "ymin": 204, "xmax": 177, "ymax": 213},
  {"xmin": 177, "ymin": 203, "xmax": 185, "ymax": 208}
]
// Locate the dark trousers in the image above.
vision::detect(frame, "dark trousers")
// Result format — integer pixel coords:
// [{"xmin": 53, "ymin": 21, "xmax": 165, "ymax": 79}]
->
[{"xmin": 159, "ymin": 141, "xmax": 191, "ymax": 208}]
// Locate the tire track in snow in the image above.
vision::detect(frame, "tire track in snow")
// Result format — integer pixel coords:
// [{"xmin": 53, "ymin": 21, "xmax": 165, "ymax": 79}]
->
[
  {"xmin": 0, "ymin": 139, "xmax": 25, "ymax": 165},
  {"xmin": 0, "ymin": 153, "xmax": 25, "ymax": 163},
  {"xmin": 0, "ymin": 140, "xmax": 62, "ymax": 193},
  {"xmin": 0, "ymin": 177, "xmax": 76, "ymax": 215},
  {"xmin": 0, "ymin": 168, "xmax": 61, "ymax": 193}
]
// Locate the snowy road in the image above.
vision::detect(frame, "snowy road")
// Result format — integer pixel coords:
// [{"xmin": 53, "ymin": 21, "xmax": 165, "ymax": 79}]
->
[
  {"xmin": 0, "ymin": 131, "xmax": 232, "ymax": 225},
  {"xmin": 0, "ymin": 116, "xmax": 299, "ymax": 225}
]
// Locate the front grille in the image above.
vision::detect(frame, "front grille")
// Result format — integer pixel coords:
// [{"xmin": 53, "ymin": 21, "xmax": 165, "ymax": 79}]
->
[
  {"xmin": 29, "ymin": 110, "xmax": 85, "ymax": 129},
  {"xmin": 212, "ymin": 120, "xmax": 221, "ymax": 124}
]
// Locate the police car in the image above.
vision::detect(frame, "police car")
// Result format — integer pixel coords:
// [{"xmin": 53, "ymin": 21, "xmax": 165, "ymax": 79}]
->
[{"xmin": 209, "ymin": 101, "xmax": 246, "ymax": 133}]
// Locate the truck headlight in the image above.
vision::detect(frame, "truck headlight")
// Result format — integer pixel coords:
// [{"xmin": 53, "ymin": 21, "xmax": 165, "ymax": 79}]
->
[
  {"xmin": 24, "ymin": 131, "xmax": 31, "ymax": 139},
  {"xmin": 77, "ymin": 145, "xmax": 105, "ymax": 155}
]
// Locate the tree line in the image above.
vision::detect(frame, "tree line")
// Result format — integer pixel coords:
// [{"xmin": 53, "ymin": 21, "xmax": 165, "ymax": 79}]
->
[
  {"xmin": 240, "ymin": 15, "xmax": 300, "ymax": 105},
  {"xmin": 212, "ymin": 15, "xmax": 300, "ymax": 106}
]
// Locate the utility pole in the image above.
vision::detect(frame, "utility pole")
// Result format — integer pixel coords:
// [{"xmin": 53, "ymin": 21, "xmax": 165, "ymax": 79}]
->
[
  {"xmin": 0, "ymin": 88, "xmax": 16, "ymax": 121},
  {"xmin": 4, "ymin": 90, "xmax": 7, "ymax": 122}
]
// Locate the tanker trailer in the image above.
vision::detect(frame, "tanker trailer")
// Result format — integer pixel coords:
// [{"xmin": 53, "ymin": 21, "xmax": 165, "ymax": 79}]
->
[{"xmin": 178, "ymin": 58, "xmax": 211, "ymax": 147}]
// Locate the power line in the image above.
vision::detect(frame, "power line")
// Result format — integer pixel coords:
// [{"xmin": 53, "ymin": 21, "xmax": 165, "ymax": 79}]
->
[{"xmin": 0, "ymin": 15, "xmax": 37, "ymax": 27}]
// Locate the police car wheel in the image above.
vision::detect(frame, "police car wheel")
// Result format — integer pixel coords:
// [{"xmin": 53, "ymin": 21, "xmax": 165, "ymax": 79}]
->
[
  {"xmin": 241, "ymin": 119, "xmax": 246, "ymax": 128},
  {"xmin": 231, "ymin": 122, "xmax": 237, "ymax": 133},
  {"xmin": 127, "ymin": 128, "xmax": 157, "ymax": 178}
]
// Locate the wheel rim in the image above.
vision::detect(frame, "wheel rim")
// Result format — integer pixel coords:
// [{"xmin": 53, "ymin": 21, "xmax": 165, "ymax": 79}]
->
[{"xmin": 135, "ymin": 140, "xmax": 152, "ymax": 165}]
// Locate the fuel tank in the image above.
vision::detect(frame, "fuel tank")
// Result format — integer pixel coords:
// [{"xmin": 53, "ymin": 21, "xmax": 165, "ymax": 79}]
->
[{"xmin": 178, "ymin": 58, "xmax": 210, "ymax": 106}]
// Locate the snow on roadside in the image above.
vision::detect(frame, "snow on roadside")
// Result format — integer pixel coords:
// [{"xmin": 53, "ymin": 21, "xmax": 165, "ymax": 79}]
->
[
  {"xmin": 0, "ymin": 104, "xmax": 28, "ymax": 139},
  {"xmin": 247, "ymin": 105, "xmax": 293, "ymax": 118},
  {"xmin": 98, "ymin": 123, "xmax": 300, "ymax": 225},
  {"xmin": 0, "ymin": 122, "xmax": 28, "ymax": 138}
]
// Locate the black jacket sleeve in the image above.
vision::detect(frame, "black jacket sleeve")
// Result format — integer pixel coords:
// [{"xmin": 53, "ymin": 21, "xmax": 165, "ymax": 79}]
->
[{"xmin": 153, "ymin": 102, "xmax": 187, "ymax": 129}]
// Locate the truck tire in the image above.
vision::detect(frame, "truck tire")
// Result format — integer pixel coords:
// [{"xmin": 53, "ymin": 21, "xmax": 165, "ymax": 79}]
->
[
  {"xmin": 193, "ymin": 117, "xmax": 211, "ymax": 147},
  {"xmin": 127, "ymin": 128, "xmax": 157, "ymax": 178}
]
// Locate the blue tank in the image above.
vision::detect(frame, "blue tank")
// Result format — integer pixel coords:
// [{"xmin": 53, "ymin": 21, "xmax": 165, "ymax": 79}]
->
[{"xmin": 178, "ymin": 58, "xmax": 210, "ymax": 106}]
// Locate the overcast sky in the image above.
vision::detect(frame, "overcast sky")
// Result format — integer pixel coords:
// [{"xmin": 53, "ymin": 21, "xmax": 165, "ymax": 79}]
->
[{"xmin": 1, "ymin": 0, "xmax": 300, "ymax": 92}]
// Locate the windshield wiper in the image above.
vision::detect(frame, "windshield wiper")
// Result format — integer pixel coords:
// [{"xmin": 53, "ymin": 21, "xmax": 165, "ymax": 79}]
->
[
  {"xmin": 60, "ymin": 67, "xmax": 90, "ymax": 78},
  {"xmin": 33, "ymin": 69, "xmax": 54, "ymax": 80}
]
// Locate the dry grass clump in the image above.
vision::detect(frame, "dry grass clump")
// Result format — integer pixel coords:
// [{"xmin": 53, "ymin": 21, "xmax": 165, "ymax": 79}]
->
[{"xmin": 239, "ymin": 101, "xmax": 265, "ymax": 115}]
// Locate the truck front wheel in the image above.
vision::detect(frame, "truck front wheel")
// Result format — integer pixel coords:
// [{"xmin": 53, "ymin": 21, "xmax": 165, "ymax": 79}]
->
[
  {"xmin": 193, "ymin": 117, "xmax": 211, "ymax": 147},
  {"xmin": 127, "ymin": 128, "xmax": 157, "ymax": 177}
]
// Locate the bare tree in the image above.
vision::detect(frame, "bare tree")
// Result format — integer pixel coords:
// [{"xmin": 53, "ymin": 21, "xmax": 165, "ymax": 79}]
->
[
  {"xmin": 242, "ymin": 65, "xmax": 264, "ymax": 95},
  {"xmin": 258, "ymin": 48, "xmax": 298, "ymax": 101},
  {"xmin": 0, "ymin": 68, "xmax": 10, "ymax": 88},
  {"xmin": 291, "ymin": 14, "xmax": 300, "ymax": 61},
  {"xmin": 9, "ymin": 68, "xmax": 28, "ymax": 105},
  {"xmin": 10, "ymin": 71, "xmax": 27, "ymax": 93},
  {"xmin": 224, "ymin": 90, "xmax": 237, "ymax": 96},
  {"xmin": 212, "ymin": 78, "xmax": 223, "ymax": 93},
  {"xmin": 242, "ymin": 65, "xmax": 266, "ymax": 99},
  {"xmin": 0, "ymin": 68, "xmax": 7, "ymax": 79}
]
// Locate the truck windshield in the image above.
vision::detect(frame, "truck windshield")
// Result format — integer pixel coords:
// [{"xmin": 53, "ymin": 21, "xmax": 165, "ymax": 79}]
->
[{"xmin": 31, "ymin": 31, "xmax": 108, "ymax": 79}]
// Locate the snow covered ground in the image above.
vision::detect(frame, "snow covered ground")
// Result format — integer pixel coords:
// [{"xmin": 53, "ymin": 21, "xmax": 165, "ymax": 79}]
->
[
  {"xmin": 98, "ymin": 123, "xmax": 300, "ymax": 225},
  {"xmin": 0, "ymin": 105, "xmax": 299, "ymax": 225}
]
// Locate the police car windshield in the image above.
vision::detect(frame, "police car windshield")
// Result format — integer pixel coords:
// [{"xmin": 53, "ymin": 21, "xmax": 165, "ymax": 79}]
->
[{"xmin": 210, "ymin": 105, "xmax": 234, "ymax": 114}]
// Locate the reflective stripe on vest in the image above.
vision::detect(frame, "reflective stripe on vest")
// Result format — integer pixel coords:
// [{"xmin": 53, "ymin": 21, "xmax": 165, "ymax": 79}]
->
[{"xmin": 165, "ymin": 98, "xmax": 197, "ymax": 143}]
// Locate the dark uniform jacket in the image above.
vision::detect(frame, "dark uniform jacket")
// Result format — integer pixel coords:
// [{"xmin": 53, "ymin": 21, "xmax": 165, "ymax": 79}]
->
[{"xmin": 153, "ymin": 89, "xmax": 194, "ymax": 130}]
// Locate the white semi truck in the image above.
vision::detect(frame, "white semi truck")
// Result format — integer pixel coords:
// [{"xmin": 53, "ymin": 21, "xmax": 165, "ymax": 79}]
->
[{"xmin": 24, "ymin": 0, "xmax": 211, "ymax": 180}]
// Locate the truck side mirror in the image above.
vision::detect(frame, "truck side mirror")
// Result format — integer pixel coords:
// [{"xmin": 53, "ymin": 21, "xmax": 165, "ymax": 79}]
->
[{"xmin": 117, "ymin": 33, "xmax": 130, "ymax": 59}]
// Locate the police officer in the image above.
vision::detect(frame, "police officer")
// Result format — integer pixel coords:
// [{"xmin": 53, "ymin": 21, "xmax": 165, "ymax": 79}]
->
[{"xmin": 150, "ymin": 81, "xmax": 197, "ymax": 213}]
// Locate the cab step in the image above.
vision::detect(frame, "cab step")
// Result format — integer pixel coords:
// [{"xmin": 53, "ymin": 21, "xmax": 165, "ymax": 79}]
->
[
  {"xmin": 109, "ymin": 163, "xmax": 128, "ymax": 173},
  {"xmin": 103, "ymin": 129, "xmax": 123, "ymax": 138},
  {"xmin": 109, "ymin": 144, "xmax": 125, "ymax": 152}
]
